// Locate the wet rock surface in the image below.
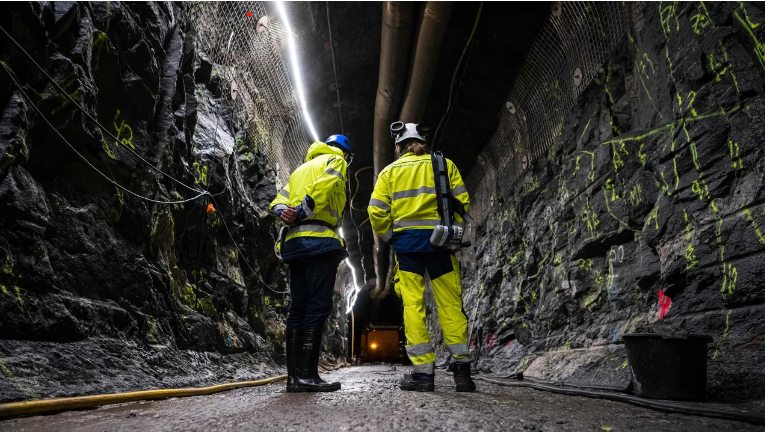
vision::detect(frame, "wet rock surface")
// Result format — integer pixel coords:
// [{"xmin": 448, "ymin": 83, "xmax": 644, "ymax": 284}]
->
[
  {"xmin": 0, "ymin": 2, "xmax": 343, "ymax": 402},
  {"xmin": 460, "ymin": 1, "xmax": 765, "ymax": 401},
  {"xmin": 2, "ymin": 366, "xmax": 762, "ymax": 431}
]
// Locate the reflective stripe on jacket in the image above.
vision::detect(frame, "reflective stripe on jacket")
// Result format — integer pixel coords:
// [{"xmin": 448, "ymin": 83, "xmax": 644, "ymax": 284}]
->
[
  {"xmin": 368, "ymin": 152, "xmax": 469, "ymax": 253},
  {"xmin": 269, "ymin": 142, "xmax": 348, "ymax": 261}
]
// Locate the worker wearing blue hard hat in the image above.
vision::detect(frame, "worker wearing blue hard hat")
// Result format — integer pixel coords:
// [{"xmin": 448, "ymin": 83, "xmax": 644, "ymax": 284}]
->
[{"xmin": 269, "ymin": 134, "xmax": 352, "ymax": 393}]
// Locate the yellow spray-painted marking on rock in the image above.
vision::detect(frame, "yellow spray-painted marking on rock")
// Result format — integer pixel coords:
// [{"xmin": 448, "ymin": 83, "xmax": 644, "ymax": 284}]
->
[
  {"xmin": 691, "ymin": 1, "xmax": 713, "ymax": 34},
  {"xmin": 113, "ymin": 110, "xmax": 135, "ymax": 150},
  {"xmin": 639, "ymin": 53, "xmax": 655, "ymax": 81},
  {"xmin": 602, "ymin": 188, "xmax": 630, "ymax": 229},
  {"xmin": 685, "ymin": 244, "xmax": 698, "ymax": 270},
  {"xmin": 741, "ymin": 206, "xmax": 765, "ymax": 246},
  {"xmin": 660, "ymin": 1, "xmax": 680, "ymax": 38},
  {"xmin": 576, "ymin": 110, "xmax": 599, "ymax": 148},
  {"xmin": 2, "ymin": 285, "xmax": 24, "ymax": 307},
  {"xmin": 708, "ymin": 53, "xmax": 727, "ymax": 82},
  {"xmin": 610, "ymin": 142, "xmax": 625, "ymax": 173},
  {"xmin": 734, "ymin": 3, "xmax": 765, "ymax": 73},
  {"xmin": 713, "ymin": 309, "xmax": 732, "ymax": 359},
  {"xmin": 712, "ymin": 200, "xmax": 725, "ymax": 261},
  {"xmin": 684, "ymin": 210, "xmax": 698, "ymax": 270},
  {"xmin": 193, "ymin": 161, "xmax": 208, "ymax": 186},
  {"xmin": 717, "ymin": 41, "xmax": 740, "ymax": 92},
  {"xmin": 567, "ymin": 220, "xmax": 577, "ymax": 235},
  {"xmin": 528, "ymin": 255, "xmax": 548, "ymax": 281},
  {"xmin": 629, "ymin": 184, "xmax": 643, "ymax": 206},
  {"xmin": 710, "ymin": 200, "xmax": 738, "ymax": 300},
  {"xmin": 691, "ymin": 179, "xmax": 710, "ymax": 201},
  {"xmin": 580, "ymin": 197, "xmax": 601, "ymax": 240},
  {"xmin": 579, "ymin": 259, "xmax": 593, "ymax": 272},
  {"xmin": 645, "ymin": 206, "xmax": 660, "ymax": 230},
  {"xmin": 1, "ymin": 253, "xmax": 12, "ymax": 276},
  {"xmin": 113, "ymin": 187, "xmax": 125, "ymax": 221},
  {"xmin": 523, "ymin": 176, "xmax": 539, "ymax": 194},
  {"xmin": 604, "ymin": 179, "xmax": 619, "ymax": 202},
  {"xmin": 721, "ymin": 263, "xmax": 737, "ymax": 300},
  {"xmin": 685, "ymin": 91, "xmax": 698, "ymax": 118},
  {"xmin": 729, "ymin": 140, "xmax": 744, "ymax": 170},
  {"xmin": 573, "ymin": 155, "xmax": 581, "ymax": 177}
]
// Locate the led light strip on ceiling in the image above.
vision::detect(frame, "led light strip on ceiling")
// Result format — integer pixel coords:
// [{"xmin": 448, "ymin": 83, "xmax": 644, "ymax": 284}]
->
[
  {"xmin": 275, "ymin": 0, "xmax": 320, "ymax": 142},
  {"xmin": 276, "ymin": 4, "xmax": 362, "ymax": 309}
]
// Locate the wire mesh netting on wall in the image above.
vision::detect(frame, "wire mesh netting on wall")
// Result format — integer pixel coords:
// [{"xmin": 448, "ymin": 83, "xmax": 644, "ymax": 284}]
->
[
  {"xmin": 464, "ymin": 2, "xmax": 637, "ymax": 196},
  {"xmin": 184, "ymin": 2, "xmax": 310, "ymax": 187}
]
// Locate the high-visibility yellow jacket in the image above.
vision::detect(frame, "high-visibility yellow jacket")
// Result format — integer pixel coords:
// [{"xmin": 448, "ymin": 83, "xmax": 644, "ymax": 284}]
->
[
  {"xmin": 269, "ymin": 142, "xmax": 348, "ymax": 262},
  {"xmin": 368, "ymin": 152, "xmax": 469, "ymax": 253}
]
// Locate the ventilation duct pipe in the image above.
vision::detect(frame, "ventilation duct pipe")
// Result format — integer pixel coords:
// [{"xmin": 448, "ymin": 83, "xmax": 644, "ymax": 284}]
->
[
  {"xmin": 372, "ymin": 1, "xmax": 416, "ymax": 178},
  {"xmin": 398, "ymin": 1, "xmax": 454, "ymax": 123},
  {"xmin": 371, "ymin": 2, "xmax": 453, "ymax": 299},
  {"xmin": 371, "ymin": 1, "xmax": 416, "ymax": 298}
]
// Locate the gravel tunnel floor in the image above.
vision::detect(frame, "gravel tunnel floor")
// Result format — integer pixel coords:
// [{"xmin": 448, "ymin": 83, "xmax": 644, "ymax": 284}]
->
[{"xmin": 1, "ymin": 366, "xmax": 762, "ymax": 431}]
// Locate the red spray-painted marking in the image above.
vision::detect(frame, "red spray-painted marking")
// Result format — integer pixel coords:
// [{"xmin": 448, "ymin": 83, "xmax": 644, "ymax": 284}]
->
[
  {"xmin": 659, "ymin": 290, "xmax": 672, "ymax": 319},
  {"xmin": 485, "ymin": 334, "xmax": 498, "ymax": 348}
]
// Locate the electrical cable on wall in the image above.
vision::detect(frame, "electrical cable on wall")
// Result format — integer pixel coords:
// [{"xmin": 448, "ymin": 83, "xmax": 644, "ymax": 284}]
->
[
  {"xmin": 1, "ymin": 63, "xmax": 207, "ymax": 206},
  {"xmin": 4, "ymin": 21, "xmax": 290, "ymax": 296},
  {"xmin": 184, "ymin": 14, "xmax": 294, "ymax": 299},
  {"xmin": 210, "ymin": 195, "xmax": 290, "ymax": 295},
  {"xmin": 350, "ymin": 166, "xmax": 373, "ymax": 211},
  {"xmin": 0, "ymin": 25, "xmax": 206, "ymax": 197},
  {"xmin": 433, "ymin": 2, "xmax": 483, "ymax": 149}
]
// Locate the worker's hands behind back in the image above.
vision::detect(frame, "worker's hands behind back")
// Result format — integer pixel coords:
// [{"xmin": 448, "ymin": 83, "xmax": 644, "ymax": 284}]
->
[{"xmin": 280, "ymin": 207, "xmax": 297, "ymax": 224}]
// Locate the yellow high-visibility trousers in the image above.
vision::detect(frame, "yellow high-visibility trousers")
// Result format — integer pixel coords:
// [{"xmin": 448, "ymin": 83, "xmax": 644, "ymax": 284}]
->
[{"xmin": 394, "ymin": 251, "xmax": 471, "ymax": 375}]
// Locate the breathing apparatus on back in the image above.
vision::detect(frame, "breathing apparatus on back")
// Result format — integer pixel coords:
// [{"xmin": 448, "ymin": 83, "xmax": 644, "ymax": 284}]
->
[{"xmin": 390, "ymin": 121, "xmax": 473, "ymax": 252}]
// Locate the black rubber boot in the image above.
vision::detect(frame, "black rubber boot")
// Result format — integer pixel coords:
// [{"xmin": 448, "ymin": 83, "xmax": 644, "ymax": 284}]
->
[
  {"xmin": 450, "ymin": 362, "xmax": 476, "ymax": 392},
  {"xmin": 285, "ymin": 329, "xmax": 298, "ymax": 393},
  {"xmin": 306, "ymin": 326, "xmax": 340, "ymax": 388},
  {"xmin": 399, "ymin": 373, "xmax": 435, "ymax": 392},
  {"xmin": 294, "ymin": 326, "xmax": 341, "ymax": 392}
]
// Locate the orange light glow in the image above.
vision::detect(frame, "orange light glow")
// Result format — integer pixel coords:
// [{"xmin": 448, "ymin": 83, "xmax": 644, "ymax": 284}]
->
[{"xmin": 370, "ymin": 343, "xmax": 377, "ymax": 349}]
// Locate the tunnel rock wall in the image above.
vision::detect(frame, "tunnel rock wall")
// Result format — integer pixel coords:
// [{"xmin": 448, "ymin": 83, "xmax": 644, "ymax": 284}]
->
[
  {"xmin": 0, "ymin": 2, "xmax": 341, "ymax": 402},
  {"xmin": 460, "ymin": 1, "xmax": 765, "ymax": 401}
]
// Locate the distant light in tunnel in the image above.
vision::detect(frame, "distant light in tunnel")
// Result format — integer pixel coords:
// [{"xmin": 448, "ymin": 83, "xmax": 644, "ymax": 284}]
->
[
  {"xmin": 275, "ymin": 1, "xmax": 320, "ymax": 142},
  {"xmin": 370, "ymin": 343, "xmax": 377, "ymax": 350}
]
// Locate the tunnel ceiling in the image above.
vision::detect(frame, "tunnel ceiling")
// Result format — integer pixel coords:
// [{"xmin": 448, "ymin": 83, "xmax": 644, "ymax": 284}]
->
[
  {"xmin": 290, "ymin": 1, "xmax": 550, "ymax": 178},
  {"xmin": 285, "ymin": 1, "xmax": 550, "ymax": 293}
]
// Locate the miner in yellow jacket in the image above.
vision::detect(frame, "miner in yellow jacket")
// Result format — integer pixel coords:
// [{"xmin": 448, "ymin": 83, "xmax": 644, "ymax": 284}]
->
[
  {"xmin": 269, "ymin": 135, "xmax": 352, "ymax": 393},
  {"xmin": 368, "ymin": 122, "xmax": 475, "ymax": 392}
]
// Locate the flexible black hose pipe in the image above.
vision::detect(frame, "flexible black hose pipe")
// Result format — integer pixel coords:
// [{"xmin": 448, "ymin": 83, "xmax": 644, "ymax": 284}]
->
[{"xmin": 474, "ymin": 376, "xmax": 765, "ymax": 426}]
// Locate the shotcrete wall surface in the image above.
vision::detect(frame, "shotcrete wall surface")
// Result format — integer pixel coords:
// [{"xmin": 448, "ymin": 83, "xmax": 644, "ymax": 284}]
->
[
  {"xmin": 0, "ymin": 2, "xmax": 343, "ymax": 402},
  {"xmin": 460, "ymin": 1, "xmax": 765, "ymax": 401}
]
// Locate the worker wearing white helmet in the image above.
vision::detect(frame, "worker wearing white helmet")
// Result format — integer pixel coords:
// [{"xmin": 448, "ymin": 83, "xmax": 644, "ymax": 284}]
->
[{"xmin": 368, "ymin": 121, "xmax": 475, "ymax": 392}]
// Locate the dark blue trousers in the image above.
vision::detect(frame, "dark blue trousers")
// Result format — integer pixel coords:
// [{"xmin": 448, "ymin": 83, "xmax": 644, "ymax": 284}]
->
[{"xmin": 286, "ymin": 249, "xmax": 345, "ymax": 331}]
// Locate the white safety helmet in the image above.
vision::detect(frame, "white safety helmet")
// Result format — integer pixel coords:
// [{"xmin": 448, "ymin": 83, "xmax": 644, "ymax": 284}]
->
[{"xmin": 390, "ymin": 121, "xmax": 430, "ymax": 146}]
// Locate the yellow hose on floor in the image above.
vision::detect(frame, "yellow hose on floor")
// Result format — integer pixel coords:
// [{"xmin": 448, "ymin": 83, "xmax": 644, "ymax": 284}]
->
[{"xmin": 0, "ymin": 375, "xmax": 287, "ymax": 419}]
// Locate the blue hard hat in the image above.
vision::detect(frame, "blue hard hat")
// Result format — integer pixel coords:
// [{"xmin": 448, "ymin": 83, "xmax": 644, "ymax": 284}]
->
[{"xmin": 326, "ymin": 134, "xmax": 352, "ymax": 153}]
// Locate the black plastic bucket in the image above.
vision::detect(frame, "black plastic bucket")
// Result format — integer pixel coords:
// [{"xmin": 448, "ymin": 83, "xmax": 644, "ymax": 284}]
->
[{"xmin": 622, "ymin": 333, "xmax": 713, "ymax": 401}]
